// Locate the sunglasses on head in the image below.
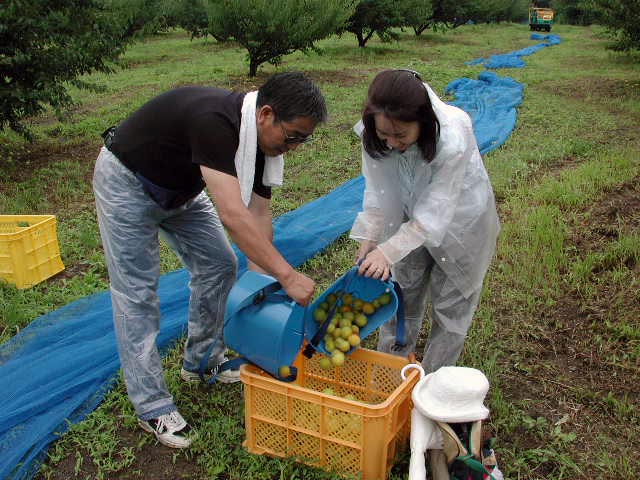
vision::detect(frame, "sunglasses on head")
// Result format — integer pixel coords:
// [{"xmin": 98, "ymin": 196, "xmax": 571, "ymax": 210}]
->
[{"xmin": 396, "ymin": 69, "xmax": 423, "ymax": 82}]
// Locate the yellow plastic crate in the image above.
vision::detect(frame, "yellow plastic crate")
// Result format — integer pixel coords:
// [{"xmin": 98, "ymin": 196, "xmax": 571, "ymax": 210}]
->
[
  {"xmin": 241, "ymin": 347, "xmax": 420, "ymax": 480},
  {"xmin": 0, "ymin": 215, "xmax": 65, "ymax": 289}
]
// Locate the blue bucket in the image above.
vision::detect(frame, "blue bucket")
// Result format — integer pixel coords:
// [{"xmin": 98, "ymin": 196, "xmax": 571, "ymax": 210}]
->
[
  {"xmin": 224, "ymin": 270, "xmax": 305, "ymax": 379},
  {"xmin": 304, "ymin": 266, "xmax": 399, "ymax": 356}
]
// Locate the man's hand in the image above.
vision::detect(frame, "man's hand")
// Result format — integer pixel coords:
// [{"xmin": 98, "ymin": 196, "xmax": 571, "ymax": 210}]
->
[
  {"xmin": 358, "ymin": 247, "xmax": 391, "ymax": 281},
  {"xmin": 278, "ymin": 269, "xmax": 315, "ymax": 306}
]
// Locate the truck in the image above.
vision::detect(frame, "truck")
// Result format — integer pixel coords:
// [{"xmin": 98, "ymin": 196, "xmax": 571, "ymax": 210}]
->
[{"xmin": 529, "ymin": 7, "xmax": 554, "ymax": 32}]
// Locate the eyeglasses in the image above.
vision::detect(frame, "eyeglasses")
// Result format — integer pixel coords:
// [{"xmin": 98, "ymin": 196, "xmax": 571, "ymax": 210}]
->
[{"xmin": 279, "ymin": 122, "xmax": 313, "ymax": 145}]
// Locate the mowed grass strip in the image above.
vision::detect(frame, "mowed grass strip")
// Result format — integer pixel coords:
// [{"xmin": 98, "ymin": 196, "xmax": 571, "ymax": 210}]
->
[{"xmin": 0, "ymin": 23, "xmax": 637, "ymax": 480}]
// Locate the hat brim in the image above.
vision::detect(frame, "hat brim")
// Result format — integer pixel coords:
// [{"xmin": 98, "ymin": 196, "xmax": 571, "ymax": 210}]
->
[{"xmin": 412, "ymin": 373, "xmax": 490, "ymax": 423}]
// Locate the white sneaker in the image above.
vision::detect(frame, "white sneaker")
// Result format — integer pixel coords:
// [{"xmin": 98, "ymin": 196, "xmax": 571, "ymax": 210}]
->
[
  {"xmin": 138, "ymin": 411, "xmax": 193, "ymax": 448},
  {"xmin": 180, "ymin": 365, "xmax": 241, "ymax": 384},
  {"xmin": 215, "ymin": 367, "xmax": 241, "ymax": 384},
  {"xmin": 180, "ymin": 367, "xmax": 203, "ymax": 383}
]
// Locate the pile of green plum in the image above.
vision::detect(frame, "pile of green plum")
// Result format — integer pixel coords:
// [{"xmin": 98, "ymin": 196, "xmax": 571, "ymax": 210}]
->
[{"xmin": 313, "ymin": 290, "xmax": 392, "ymax": 369}]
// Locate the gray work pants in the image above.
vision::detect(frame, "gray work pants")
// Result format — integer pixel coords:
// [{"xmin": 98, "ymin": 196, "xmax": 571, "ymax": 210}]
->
[
  {"xmin": 377, "ymin": 247, "xmax": 481, "ymax": 373},
  {"xmin": 93, "ymin": 147, "xmax": 237, "ymax": 420}
]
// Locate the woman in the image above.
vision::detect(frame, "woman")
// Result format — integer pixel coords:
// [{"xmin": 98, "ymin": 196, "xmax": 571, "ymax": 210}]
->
[{"xmin": 350, "ymin": 69, "xmax": 500, "ymax": 372}]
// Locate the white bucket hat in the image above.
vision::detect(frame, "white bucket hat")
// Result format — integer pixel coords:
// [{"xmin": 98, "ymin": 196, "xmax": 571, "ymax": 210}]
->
[{"xmin": 412, "ymin": 366, "xmax": 490, "ymax": 422}]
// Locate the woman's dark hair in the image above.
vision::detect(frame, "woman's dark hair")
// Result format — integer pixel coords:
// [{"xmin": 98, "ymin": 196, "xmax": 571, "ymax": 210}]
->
[
  {"xmin": 362, "ymin": 69, "xmax": 440, "ymax": 162},
  {"xmin": 257, "ymin": 71, "xmax": 327, "ymax": 124}
]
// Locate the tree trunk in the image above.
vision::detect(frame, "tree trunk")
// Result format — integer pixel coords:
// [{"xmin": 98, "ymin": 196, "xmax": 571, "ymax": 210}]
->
[
  {"xmin": 355, "ymin": 28, "xmax": 377, "ymax": 48},
  {"xmin": 362, "ymin": 29, "xmax": 375, "ymax": 47},
  {"xmin": 249, "ymin": 57, "xmax": 259, "ymax": 77},
  {"xmin": 414, "ymin": 23, "xmax": 429, "ymax": 36}
]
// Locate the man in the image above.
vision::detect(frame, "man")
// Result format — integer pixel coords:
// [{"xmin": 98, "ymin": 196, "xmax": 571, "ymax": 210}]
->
[{"xmin": 93, "ymin": 72, "xmax": 326, "ymax": 449}]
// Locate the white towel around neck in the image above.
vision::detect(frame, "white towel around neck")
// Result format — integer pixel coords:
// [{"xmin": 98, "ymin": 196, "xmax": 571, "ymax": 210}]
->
[{"xmin": 235, "ymin": 91, "xmax": 284, "ymax": 206}]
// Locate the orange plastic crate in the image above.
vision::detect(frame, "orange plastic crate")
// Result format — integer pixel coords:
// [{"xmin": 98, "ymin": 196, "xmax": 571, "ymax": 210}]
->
[
  {"xmin": 241, "ymin": 347, "xmax": 420, "ymax": 480},
  {"xmin": 0, "ymin": 215, "xmax": 65, "ymax": 288}
]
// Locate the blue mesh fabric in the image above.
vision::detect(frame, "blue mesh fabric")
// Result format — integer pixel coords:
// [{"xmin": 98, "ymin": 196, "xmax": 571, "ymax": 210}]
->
[
  {"xmin": 0, "ymin": 34, "xmax": 560, "ymax": 480},
  {"xmin": 0, "ymin": 178, "xmax": 364, "ymax": 480},
  {"xmin": 465, "ymin": 33, "xmax": 561, "ymax": 69},
  {"xmin": 446, "ymin": 71, "xmax": 525, "ymax": 155}
]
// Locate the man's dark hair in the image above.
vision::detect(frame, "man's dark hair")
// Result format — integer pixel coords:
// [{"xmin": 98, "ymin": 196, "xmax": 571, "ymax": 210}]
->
[
  {"xmin": 257, "ymin": 72, "xmax": 327, "ymax": 124},
  {"xmin": 362, "ymin": 69, "xmax": 440, "ymax": 162}
]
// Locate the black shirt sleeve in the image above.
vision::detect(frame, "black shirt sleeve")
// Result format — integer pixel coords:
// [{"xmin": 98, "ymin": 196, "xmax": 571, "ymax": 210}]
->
[{"xmin": 189, "ymin": 112, "xmax": 271, "ymax": 199}]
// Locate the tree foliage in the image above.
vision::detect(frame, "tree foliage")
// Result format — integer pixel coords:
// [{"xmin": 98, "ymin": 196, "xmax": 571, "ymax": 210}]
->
[
  {"xmin": 401, "ymin": 0, "xmax": 435, "ymax": 35},
  {"xmin": 162, "ymin": 0, "xmax": 209, "ymax": 38},
  {"xmin": 502, "ymin": 0, "xmax": 530, "ymax": 23},
  {"xmin": 403, "ymin": 0, "xmax": 528, "ymax": 36},
  {"xmin": 593, "ymin": 0, "xmax": 640, "ymax": 50},
  {"xmin": 554, "ymin": 0, "xmax": 640, "ymax": 50},
  {"xmin": 342, "ymin": 0, "xmax": 406, "ymax": 47},
  {"xmin": 207, "ymin": 0, "xmax": 354, "ymax": 76},
  {"xmin": 552, "ymin": 0, "xmax": 599, "ymax": 25},
  {"xmin": 468, "ymin": 0, "xmax": 527, "ymax": 23},
  {"xmin": 0, "ymin": 0, "xmax": 135, "ymax": 138},
  {"xmin": 103, "ymin": 0, "xmax": 208, "ymax": 37}
]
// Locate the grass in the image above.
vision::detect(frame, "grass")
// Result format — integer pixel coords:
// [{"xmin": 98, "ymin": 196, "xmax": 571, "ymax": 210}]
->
[{"xmin": 1, "ymin": 22, "xmax": 639, "ymax": 480}]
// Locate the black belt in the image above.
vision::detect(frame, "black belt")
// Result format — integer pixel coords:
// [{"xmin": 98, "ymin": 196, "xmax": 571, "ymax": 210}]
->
[
  {"xmin": 101, "ymin": 126, "xmax": 117, "ymax": 151},
  {"xmin": 101, "ymin": 126, "xmax": 136, "ymax": 174}
]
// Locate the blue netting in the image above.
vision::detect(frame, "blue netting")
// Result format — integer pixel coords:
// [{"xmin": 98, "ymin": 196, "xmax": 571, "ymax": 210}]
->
[
  {"xmin": 466, "ymin": 33, "xmax": 561, "ymax": 68},
  {"xmin": 0, "ymin": 34, "xmax": 560, "ymax": 480},
  {"xmin": 446, "ymin": 71, "xmax": 524, "ymax": 155},
  {"xmin": 0, "ymin": 178, "xmax": 365, "ymax": 480}
]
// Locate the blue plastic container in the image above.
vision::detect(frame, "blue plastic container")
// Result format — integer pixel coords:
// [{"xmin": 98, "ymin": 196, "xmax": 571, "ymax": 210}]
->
[
  {"xmin": 303, "ymin": 267, "xmax": 398, "ymax": 356},
  {"xmin": 224, "ymin": 267, "xmax": 398, "ymax": 378},
  {"xmin": 224, "ymin": 271, "xmax": 305, "ymax": 379}
]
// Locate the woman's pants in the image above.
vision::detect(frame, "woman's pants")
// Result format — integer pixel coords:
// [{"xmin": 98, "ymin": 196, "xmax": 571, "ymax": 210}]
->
[{"xmin": 377, "ymin": 246, "xmax": 481, "ymax": 373}]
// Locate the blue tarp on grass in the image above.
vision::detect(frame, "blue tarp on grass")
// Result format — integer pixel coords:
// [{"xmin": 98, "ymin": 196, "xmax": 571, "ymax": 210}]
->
[
  {"xmin": 0, "ymin": 178, "xmax": 366, "ymax": 480},
  {"xmin": 446, "ymin": 71, "xmax": 525, "ymax": 154},
  {"xmin": 466, "ymin": 33, "xmax": 561, "ymax": 68},
  {"xmin": 0, "ymin": 34, "xmax": 561, "ymax": 480}
]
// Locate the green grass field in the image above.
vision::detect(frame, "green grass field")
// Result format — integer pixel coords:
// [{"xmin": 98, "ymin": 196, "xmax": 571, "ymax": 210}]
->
[{"xmin": 1, "ymin": 22, "xmax": 639, "ymax": 480}]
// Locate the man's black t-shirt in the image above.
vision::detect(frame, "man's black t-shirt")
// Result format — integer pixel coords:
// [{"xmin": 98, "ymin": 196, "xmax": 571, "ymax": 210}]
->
[{"xmin": 108, "ymin": 86, "xmax": 271, "ymax": 199}]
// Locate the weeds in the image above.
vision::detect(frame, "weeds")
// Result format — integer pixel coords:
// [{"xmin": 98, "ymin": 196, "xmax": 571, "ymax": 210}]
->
[{"xmin": 0, "ymin": 22, "xmax": 638, "ymax": 480}]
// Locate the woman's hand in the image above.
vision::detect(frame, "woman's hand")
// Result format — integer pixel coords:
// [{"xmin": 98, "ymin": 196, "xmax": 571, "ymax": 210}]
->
[
  {"xmin": 355, "ymin": 240, "xmax": 378, "ymax": 264},
  {"xmin": 358, "ymin": 247, "xmax": 391, "ymax": 281}
]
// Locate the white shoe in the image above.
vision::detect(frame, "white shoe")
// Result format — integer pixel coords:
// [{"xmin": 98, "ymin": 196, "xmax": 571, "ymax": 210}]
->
[
  {"xmin": 215, "ymin": 367, "xmax": 241, "ymax": 384},
  {"xmin": 138, "ymin": 411, "xmax": 193, "ymax": 448},
  {"xmin": 180, "ymin": 366, "xmax": 241, "ymax": 384}
]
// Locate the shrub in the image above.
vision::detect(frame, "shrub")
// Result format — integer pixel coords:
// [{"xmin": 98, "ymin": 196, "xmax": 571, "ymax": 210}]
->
[
  {"xmin": 207, "ymin": 0, "xmax": 354, "ymax": 76},
  {"xmin": 342, "ymin": 0, "xmax": 405, "ymax": 47}
]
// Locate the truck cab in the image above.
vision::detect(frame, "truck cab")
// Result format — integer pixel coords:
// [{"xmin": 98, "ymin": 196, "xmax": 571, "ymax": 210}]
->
[{"xmin": 529, "ymin": 7, "xmax": 554, "ymax": 32}]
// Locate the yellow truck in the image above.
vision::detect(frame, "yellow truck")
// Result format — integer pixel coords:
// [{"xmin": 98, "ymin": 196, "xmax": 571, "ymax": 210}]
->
[{"xmin": 529, "ymin": 7, "xmax": 554, "ymax": 32}]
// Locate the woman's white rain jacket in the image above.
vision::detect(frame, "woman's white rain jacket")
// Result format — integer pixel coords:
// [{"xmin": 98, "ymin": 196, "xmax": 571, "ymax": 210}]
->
[{"xmin": 350, "ymin": 83, "xmax": 500, "ymax": 299}]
